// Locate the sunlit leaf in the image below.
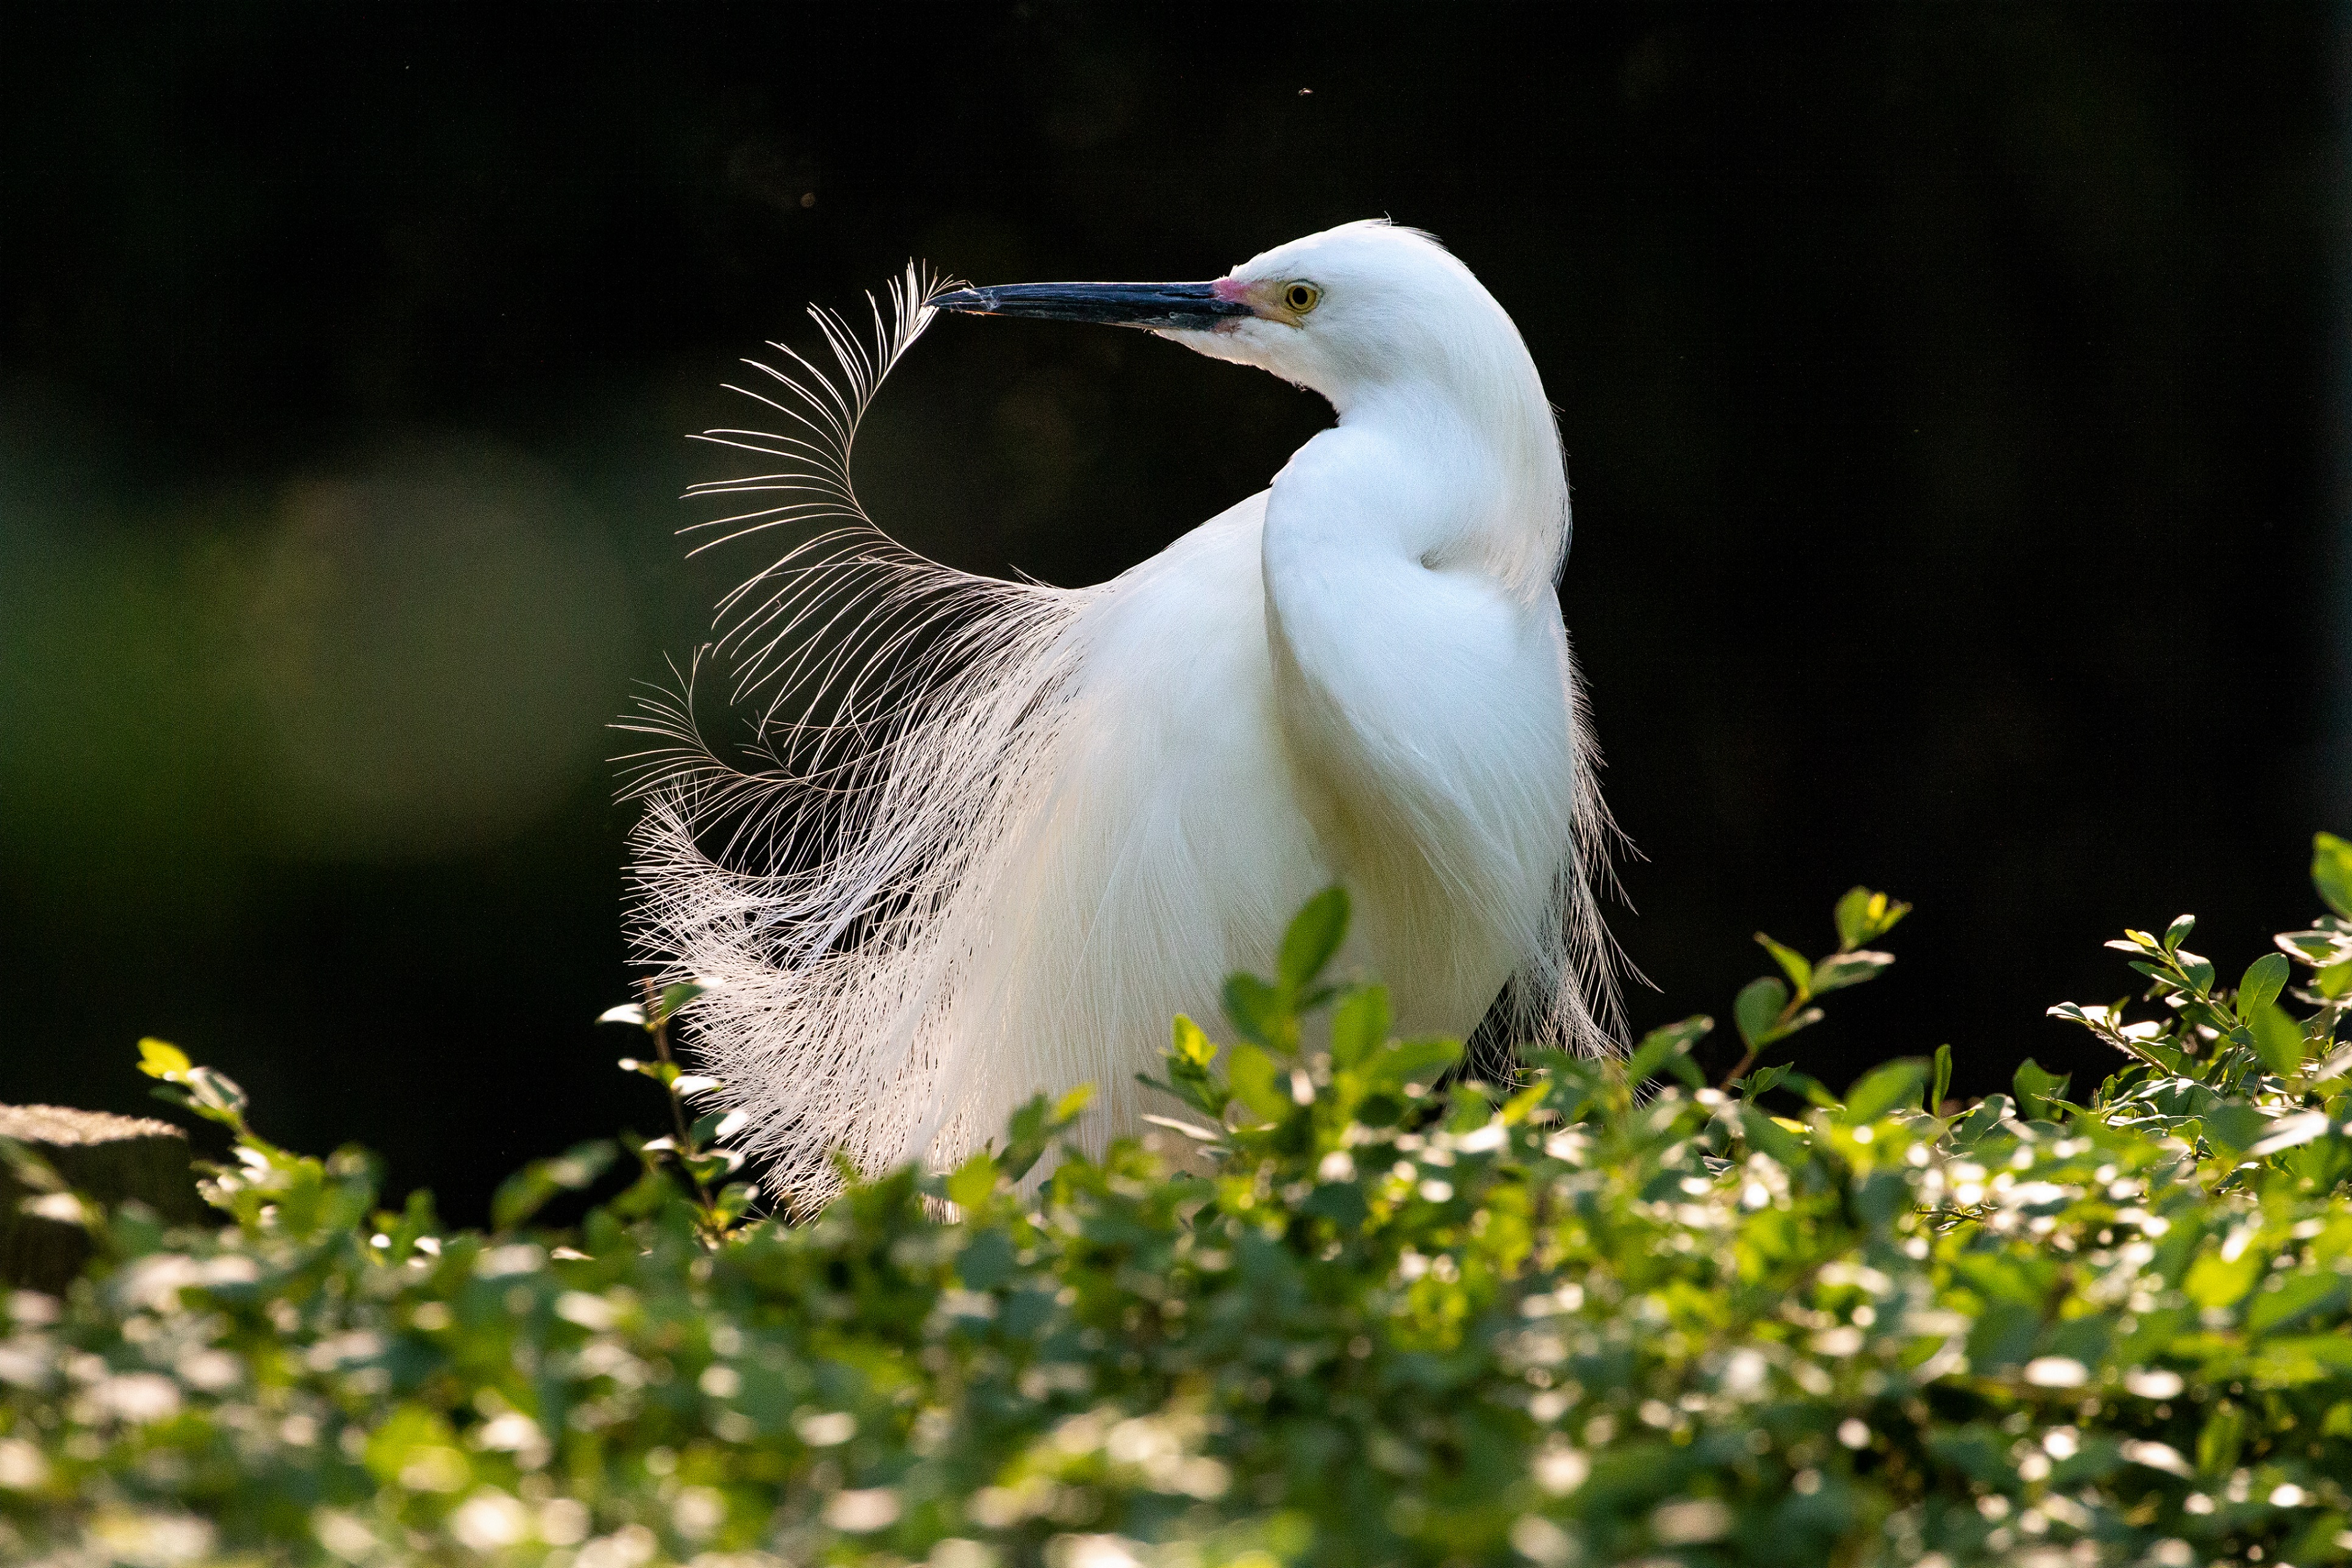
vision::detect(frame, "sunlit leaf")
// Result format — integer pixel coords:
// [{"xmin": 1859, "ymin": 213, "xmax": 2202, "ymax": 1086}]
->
[
  {"xmin": 2236, "ymin": 952, "xmax": 2289, "ymax": 1019},
  {"xmin": 2315, "ymin": 831, "xmax": 2352, "ymax": 919},
  {"xmin": 1811, "ymin": 949, "xmax": 1895, "ymax": 994},
  {"xmin": 1739, "ymin": 1103, "xmax": 1808, "ymax": 1163},
  {"xmin": 184, "ymin": 1065, "xmax": 248, "ymax": 1117},
  {"xmin": 654, "ymin": 981, "xmax": 708, "ymax": 1025},
  {"xmin": 1628, "ymin": 1015, "xmax": 1709, "ymax": 1085},
  {"xmin": 1225, "ymin": 1043, "xmax": 1292, "ymax": 1125},
  {"xmin": 1171, "ymin": 1013, "xmax": 1218, "ymax": 1071},
  {"xmin": 135, "ymin": 1038, "xmax": 191, "ymax": 1081},
  {"xmin": 2202, "ymin": 1102, "xmax": 2273, "ymax": 1158},
  {"xmin": 1222, "ymin": 972, "xmax": 1287, "ymax": 1048},
  {"xmin": 1278, "ymin": 886, "xmax": 1350, "ymax": 993},
  {"xmin": 1754, "ymin": 932, "xmax": 1811, "ymax": 995},
  {"xmin": 1841, "ymin": 1060, "xmax": 1927, "ymax": 1125},
  {"xmin": 1733, "ymin": 977, "xmax": 1789, "ymax": 1049},
  {"xmin": 2246, "ymin": 1110, "xmax": 2331, "ymax": 1159},
  {"xmin": 2245, "ymin": 1000, "xmax": 2307, "ymax": 1078},
  {"xmin": 945, "ymin": 1152, "xmax": 998, "ymax": 1213},
  {"xmin": 1330, "ymin": 985, "xmax": 1392, "ymax": 1069},
  {"xmin": 1363, "ymin": 1036, "xmax": 1462, "ymax": 1095},
  {"xmin": 491, "ymin": 1139, "xmax": 618, "ymax": 1231},
  {"xmin": 1834, "ymin": 886, "xmax": 1912, "ymax": 951},
  {"xmin": 2011, "ymin": 1058, "xmax": 2069, "ymax": 1122}
]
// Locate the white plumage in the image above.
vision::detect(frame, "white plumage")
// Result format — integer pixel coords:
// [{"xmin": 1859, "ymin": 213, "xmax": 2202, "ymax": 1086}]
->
[{"xmin": 624, "ymin": 220, "xmax": 1619, "ymax": 1204}]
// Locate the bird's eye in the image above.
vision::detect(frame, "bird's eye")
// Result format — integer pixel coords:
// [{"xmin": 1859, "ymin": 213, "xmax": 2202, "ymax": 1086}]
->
[{"xmin": 1283, "ymin": 281, "xmax": 1321, "ymax": 314}]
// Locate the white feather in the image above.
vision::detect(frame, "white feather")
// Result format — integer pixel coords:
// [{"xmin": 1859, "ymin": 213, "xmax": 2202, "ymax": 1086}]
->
[{"xmin": 623, "ymin": 225, "xmax": 1621, "ymax": 1208}]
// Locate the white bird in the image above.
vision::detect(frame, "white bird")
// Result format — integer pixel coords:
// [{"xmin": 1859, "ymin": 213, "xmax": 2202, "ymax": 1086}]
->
[{"xmin": 625, "ymin": 220, "xmax": 1621, "ymax": 1204}]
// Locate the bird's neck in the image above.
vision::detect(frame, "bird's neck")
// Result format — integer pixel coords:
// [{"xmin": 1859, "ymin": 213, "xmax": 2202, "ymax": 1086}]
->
[
  {"xmin": 1255, "ymin": 381, "xmax": 1575, "ymax": 1033},
  {"xmin": 1269, "ymin": 381, "xmax": 1568, "ymax": 595}
]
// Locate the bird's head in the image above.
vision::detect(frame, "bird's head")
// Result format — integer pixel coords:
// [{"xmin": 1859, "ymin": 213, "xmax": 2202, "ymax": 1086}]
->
[{"xmin": 929, "ymin": 220, "xmax": 1527, "ymax": 413}]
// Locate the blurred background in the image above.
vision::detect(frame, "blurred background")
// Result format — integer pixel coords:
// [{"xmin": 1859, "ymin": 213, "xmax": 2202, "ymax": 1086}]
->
[{"xmin": 3, "ymin": 2, "xmax": 2346, "ymax": 1219}]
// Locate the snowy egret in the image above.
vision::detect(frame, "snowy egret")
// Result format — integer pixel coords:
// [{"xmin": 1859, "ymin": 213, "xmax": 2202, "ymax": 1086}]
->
[{"xmin": 625, "ymin": 220, "xmax": 1620, "ymax": 1201}]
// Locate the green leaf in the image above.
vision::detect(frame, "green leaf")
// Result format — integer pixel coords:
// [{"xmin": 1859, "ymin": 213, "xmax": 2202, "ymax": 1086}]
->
[
  {"xmin": 0, "ymin": 1137, "xmax": 65, "ymax": 1196},
  {"xmin": 2162, "ymin": 913, "xmax": 2197, "ymax": 952},
  {"xmin": 491, "ymin": 1139, "xmax": 618, "ymax": 1230},
  {"xmin": 2194, "ymin": 1402, "xmax": 2243, "ymax": 1474},
  {"xmin": 2314, "ymin": 831, "xmax": 2352, "ymax": 919},
  {"xmin": 2011, "ymin": 1058, "xmax": 2069, "ymax": 1122},
  {"xmin": 364, "ymin": 1407, "xmax": 469, "ymax": 1493},
  {"xmin": 2202, "ymin": 1102, "xmax": 2273, "ymax": 1158},
  {"xmin": 2236, "ymin": 952, "xmax": 2290, "ymax": 1019},
  {"xmin": 1627, "ymin": 1015, "xmax": 1709, "ymax": 1085},
  {"xmin": 1330, "ymin": 985, "xmax": 1392, "ymax": 1069},
  {"xmin": 997, "ymin": 1094, "xmax": 1058, "ymax": 1182},
  {"xmin": 1302, "ymin": 1181, "xmax": 1368, "ymax": 1228},
  {"xmin": 2245, "ymin": 999, "xmax": 2307, "ymax": 1078},
  {"xmin": 957, "ymin": 1228, "xmax": 1016, "ymax": 1290},
  {"xmin": 1739, "ymin": 1103, "xmax": 1809, "ymax": 1164},
  {"xmin": 1744, "ymin": 1061, "xmax": 1792, "ymax": 1101},
  {"xmin": 688, "ymin": 1108, "xmax": 746, "ymax": 1148},
  {"xmin": 1618, "ymin": 1030, "xmax": 1697, "ymax": 1090},
  {"xmin": 945, "ymin": 1153, "xmax": 998, "ymax": 1213},
  {"xmin": 184, "ymin": 1066, "xmax": 248, "ymax": 1118},
  {"xmin": 681, "ymin": 1148, "xmax": 744, "ymax": 1185},
  {"xmin": 1734, "ymin": 977, "xmax": 1789, "ymax": 1050},
  {"xmin": 1811, "ymin": 949, "xmax": 1895, "ymax": 994},
  {"xmin": 1362, "ymin": 1036, "xmax": 1463, "ymax": 1095},
  {"xmin": 1949, "ymin": 1094, "xmax": 2010, "ymax": 1145},
  {"xmin": 1051, "ymin": 1083, "xmax": 1095, "ymax": 1125},
  {"xmin": 1226, "ymin": 1043, "xmax": 1293, "ymax": 1125},
  {"xmin": 1834, "ymin": 887, "xmax": 1912, "ymax": 951},
  {"xmin": 1841, "ymin": 1060, "xmax": 1927, "ymax": 1125},
  {"xmin": 1780, "ymin": 1070, "xmax": 1839, "ymax": 1109},
  {"xmin": 2248, "ymin": 1335, "xmax": 2352, "ymax": 1386},
  {"xmin": 707, "ymin": 1182, "xmax": 759, "ymax": 1228},
  {"xmin": 1278, "ymin": 886, "xmax": 1350, "ymax": 993},
  {"xmin": 2246, "ymin": 1270, "xmax": 2346, "ymax": 1337},
  {"xmin": 1833, "ymin": 887, "xmax": 1871, "ymax": 951},
  {"xmin": 653, "ymin": 981, "xmax": 707, "ymax": 1027},
  {"xmin": 1754, "ymin": 932, "xmax": 1812, "ymax": 996},
  {"xmin": 1170, "ymin": 1014, "xmax": 1219, "ymax": 1071},
  {"xmin": 135, "ymin": 1038, "xmax": 191, "ymax": 1081},
  {"xmin": 1222, "ymin": 972, "xmax": 1287, "ymax": 1049},
  {"xmin": 1929, "ymin": 1043, "xmax": 1953, "ymax": 1114}
]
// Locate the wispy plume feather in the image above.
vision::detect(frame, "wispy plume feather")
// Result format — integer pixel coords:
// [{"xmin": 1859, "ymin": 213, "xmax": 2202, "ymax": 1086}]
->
[{"xmin": 621, "ymin": 267, "xmax": 1099, "ymax": 1207}]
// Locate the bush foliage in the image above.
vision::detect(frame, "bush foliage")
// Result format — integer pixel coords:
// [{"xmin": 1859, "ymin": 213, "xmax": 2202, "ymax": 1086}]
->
[{"xmin": 5, "ymin": 837, "xmax": 2352, "ymax": 1568}]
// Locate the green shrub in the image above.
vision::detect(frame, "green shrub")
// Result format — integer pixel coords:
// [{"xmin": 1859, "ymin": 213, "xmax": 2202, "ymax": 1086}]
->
[{"xmin": 4, "ymin": 837, "xmax": 2351, "ymax": 1568}]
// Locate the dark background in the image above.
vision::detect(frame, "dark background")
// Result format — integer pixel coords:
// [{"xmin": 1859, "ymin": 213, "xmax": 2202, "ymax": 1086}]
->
[{"xmin": 4, "ymin": 2, "xmax": 2347, "ymax": 1220}]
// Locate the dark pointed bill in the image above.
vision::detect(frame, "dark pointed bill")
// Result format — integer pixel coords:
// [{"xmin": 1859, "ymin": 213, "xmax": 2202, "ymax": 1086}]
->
[{"xmin": 929, "ymin": 281, "xmax": 1251, "ymax": 330}]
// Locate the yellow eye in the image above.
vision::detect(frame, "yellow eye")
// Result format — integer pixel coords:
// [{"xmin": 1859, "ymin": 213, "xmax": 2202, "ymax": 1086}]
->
[{"xmin": 1283, "ymin": 281, "xmax": 1321, "ymax": 314}]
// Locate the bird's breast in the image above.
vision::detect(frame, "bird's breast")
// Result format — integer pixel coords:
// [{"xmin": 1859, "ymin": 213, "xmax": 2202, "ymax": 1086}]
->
[{"xmin": 1261, "ymin": 476, "xmax": 1579, "ymax": 1038}]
